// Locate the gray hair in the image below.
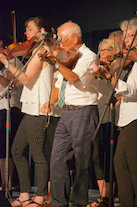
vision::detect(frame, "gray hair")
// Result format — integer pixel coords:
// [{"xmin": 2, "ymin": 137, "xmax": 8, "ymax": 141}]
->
[
  {"xmin": 109, "ymin": 30, "xmax": 123, "ymax": 38},
  {"xmin": 120, "ymin": 17, "xmax": 137, "ymax": 31}
]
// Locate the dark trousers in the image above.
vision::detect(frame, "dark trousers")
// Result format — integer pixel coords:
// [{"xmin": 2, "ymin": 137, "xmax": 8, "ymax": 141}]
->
[
  {"xmin": 45, "ymin": 116, "xmax": 60, "ymax": 169},
  {"xmin": 93, "ymin": 122, "xmax": 118, "ymax": 182},
  {"xmin": 0, "ymin": 107, "xmax": 23, "ymax": 158},
  {"xmin": 11, "ymin": 114, "xmax": 48, "ymax": 196},
  {"xmin": 114, "ymin": 120, "xmax": 137, "ymax": 207},
  {"xmin": 50, "ymin": 105, "xmax": 99, "ymax": 207}
]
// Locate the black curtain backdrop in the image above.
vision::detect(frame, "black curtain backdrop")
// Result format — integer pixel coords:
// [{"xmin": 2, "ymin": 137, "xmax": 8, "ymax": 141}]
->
[{"xmin": 0, "ymin": 0, "xmax": 137, "ymax": 51}]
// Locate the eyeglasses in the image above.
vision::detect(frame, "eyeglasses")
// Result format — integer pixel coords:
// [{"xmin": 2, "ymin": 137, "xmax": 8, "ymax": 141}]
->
[
  {"xmin": 124, "ymin": 34, "xmax": 135, "ymax": 39},
  {"xmin": 60, "ymin": 35, "xmax": 73, "ymax": 46},
  {"xmin": 100, "ymin": 48, "xmax": 113, "ymax": 53}
]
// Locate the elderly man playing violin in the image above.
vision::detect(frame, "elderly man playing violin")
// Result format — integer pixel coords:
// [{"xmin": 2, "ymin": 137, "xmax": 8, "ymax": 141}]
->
[
  {"xmin": 93, "ymin": 17, "xmax": 137, "ymax": 207},
  {"xmin": 40, "ymin": 21, "xmax": 100, "ymax": 207}
]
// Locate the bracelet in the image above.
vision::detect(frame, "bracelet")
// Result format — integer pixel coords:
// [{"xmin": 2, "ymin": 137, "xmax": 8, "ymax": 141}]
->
[
  {"xmin": 54, "ymin": 62, "xmax": 60, "ymax": 70},
  {"xmin": 4, "ymin": 62, "xmax": 10, "ymax": 69},
  {"xmin": 106, "ymin": 75, "xmax": 112, "ymax": 83}
]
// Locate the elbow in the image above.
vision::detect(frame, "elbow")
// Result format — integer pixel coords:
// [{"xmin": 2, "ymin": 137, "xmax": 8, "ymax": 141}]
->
[
  {"xmin": 69, "ymin": 76, "xmax": 80, "ymax": 84},
  {"xmin": 70, "ymin": 80, "xmax": 78, "ymax": 84}
]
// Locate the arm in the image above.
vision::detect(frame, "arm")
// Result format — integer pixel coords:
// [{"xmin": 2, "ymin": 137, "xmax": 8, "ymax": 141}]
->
[
  {"xmin": 0, "ymin": 75, "xmax": 10, "ymax": 88},
  {"xmin": 57, "ymin": 64, "xmax": 79, "ymax": 84},
  {"xmin": 0, "ymin": 70, "xmax": 20, "ymax": 88},
  {"xmin": 94, "ymin": 64, "xmax": 137, "ymax": 97},
  {"xmin": 39, "ymin": 50, "xmax": 80, "ymax": 84},
  {"xmin": 40, "ymin": 87, "xmax": 59, "ymax": 114},
  {"xmin": 0, "ymin": 47, "xmax": 48, "ymax": 86}
]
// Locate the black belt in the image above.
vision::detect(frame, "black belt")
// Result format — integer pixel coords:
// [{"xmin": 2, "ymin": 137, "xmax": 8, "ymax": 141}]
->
[{"xmin": 63, "ymin": 104, "xmax": 85, "ymax": 110}]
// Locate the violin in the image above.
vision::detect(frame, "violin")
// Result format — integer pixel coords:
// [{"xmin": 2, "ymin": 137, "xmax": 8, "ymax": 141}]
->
[
  {"xmin": 108, "ymin": 52, "xmax": 131, "ymax": 74},
  {"xmin": 109, "ymin": 45, "xmax": 137, "ymax": 73},
  {"xmin": 0, "ymin": 37, "xmax": 40, "ymax": 60},
  {"xmin": 39, "ymin": 47, "xmax": 81, "ymax": 69},
  {"xmin": 92, "ymin": 60, "xmax": 111, "ymax": 78},
  {"xmin": 93, "ymin": 50, "xmax": 135, "ymax": 78}
]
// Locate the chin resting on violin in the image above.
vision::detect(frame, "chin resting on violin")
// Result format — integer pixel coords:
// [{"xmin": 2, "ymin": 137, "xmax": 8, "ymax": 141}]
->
[
  {"xmin": 122, "ymin": 47, "xmax": 137, "ymax": 62},
  {"xmin": 93, "ymin": 32, "xmax": 137, "ymax": 84}
]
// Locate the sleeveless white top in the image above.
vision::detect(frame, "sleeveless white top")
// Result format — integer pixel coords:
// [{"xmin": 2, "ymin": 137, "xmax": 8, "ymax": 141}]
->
[{"xmin": 20, "ymin": 63, "xmax": 53, "ymax": 116}]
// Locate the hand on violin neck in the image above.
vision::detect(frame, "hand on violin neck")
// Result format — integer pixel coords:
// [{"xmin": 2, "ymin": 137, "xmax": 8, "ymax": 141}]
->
[
  {"xmin": 38, "ymin": 50, "xmax": 58, "ymax": 67},
  {"xmin": 93, "ymin": 64, "xmax": 109, "ymax": 79}
]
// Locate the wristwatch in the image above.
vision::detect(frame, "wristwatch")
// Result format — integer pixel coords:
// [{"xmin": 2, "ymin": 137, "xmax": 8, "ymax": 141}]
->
[
  {"xmin": 54, "ymin": 62, "xmax": 60, "ymax": 70},
  {"xmin": 4, "ymin": 62, "xmax": 10, "ymax": 69}
]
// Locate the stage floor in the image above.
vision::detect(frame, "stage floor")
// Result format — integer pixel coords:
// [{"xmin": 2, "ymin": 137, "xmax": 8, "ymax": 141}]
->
[{"xmin": 8, "ymin": 187, "xmax": 122, "ymax": 207}]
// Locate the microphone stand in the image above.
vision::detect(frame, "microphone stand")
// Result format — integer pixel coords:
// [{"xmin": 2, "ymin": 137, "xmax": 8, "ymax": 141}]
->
[
  {"xmin": 3, "ymin": 36, "xmax": 47, "ymax": 198},
  {"xmin": 92, "ymin": 29, "xmax": 137, "ymax": 207},
  {"xmin": 5, "ymin": 87, "xmax": 11, "ymax": 199}
]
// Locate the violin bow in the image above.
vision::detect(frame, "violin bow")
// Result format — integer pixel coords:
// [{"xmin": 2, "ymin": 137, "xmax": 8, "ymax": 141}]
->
[
  {"xmin": 11, "ymin": 10, "xmax": 17, "ymax": 67},
  {"xmin": 11, "ymin": 10, "xmax": 17, "ymax": 43},
  {"xmin": 97, "ymin": 39, "xmax": 104, "ymax": 56},
  {"xmin": 4, "ymin": 10, "xmax": 17, "ymax": 199},
  {"xmin": 113, "ymin": 33, "xmax": 117, "ymax": 78}
]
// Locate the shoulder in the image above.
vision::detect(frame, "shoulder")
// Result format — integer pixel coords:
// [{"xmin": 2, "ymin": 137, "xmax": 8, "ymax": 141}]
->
[
  {"xmin": 79, "ymin": 44, "xmax": 99, "ymax": 64},
  {"xmin": 80, "ymin": 44, "xmax": 98, "ymax": 60},
  {"xmin": 80, "ymin": 43, "xmax": 96, "ymax": 55}
]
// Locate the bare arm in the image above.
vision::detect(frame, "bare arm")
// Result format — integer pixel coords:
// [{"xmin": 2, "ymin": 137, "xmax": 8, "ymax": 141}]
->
[
  {"xmin": 39, "ymin": 50, "xmax": 80, "ymax": 84},
  {"xmin": 0, "ymin": 47, "xmax": 48, "ymax": 86},
  {"xmin": 40, "ymin": 87, "xmax": 59, "ymax": 114},
  {"xmin": 57, "ymin": 64, "xmax": 79, "ymax": 84},
  {"xmin": 0, "ymin": 75, "xmax": 9, "ymax": 88}
]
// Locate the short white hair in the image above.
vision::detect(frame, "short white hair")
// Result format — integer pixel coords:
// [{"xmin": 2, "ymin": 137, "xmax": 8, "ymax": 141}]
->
[
  {"xmin": 57, "ymin": 21, "xmax": 82, "ymax": 40},
  {"xmin": 120, "ymin": 17, "xmax": 137, "ymax": 31}
]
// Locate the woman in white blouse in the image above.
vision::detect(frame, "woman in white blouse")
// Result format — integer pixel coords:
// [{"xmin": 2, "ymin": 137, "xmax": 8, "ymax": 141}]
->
[{"xmin": 0, "ymin": 16, "xmax": 53, "ymax": 207}]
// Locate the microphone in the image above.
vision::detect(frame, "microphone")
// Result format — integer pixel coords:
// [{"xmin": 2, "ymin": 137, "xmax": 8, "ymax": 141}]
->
[{"xmin": 40, "ymin": 31, "xmax": 62, "ymax": 42}]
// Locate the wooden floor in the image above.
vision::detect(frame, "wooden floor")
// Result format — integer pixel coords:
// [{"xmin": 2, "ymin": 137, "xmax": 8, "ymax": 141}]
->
[{"xmin": 7, "ymin": 187, "xmax": 122, "ymax": 207}]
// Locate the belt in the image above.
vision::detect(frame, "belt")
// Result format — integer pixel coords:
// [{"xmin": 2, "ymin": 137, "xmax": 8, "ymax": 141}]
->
[{"xmin": 63, "ymin": 104, "xmax": 85, "ymax": 110}]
